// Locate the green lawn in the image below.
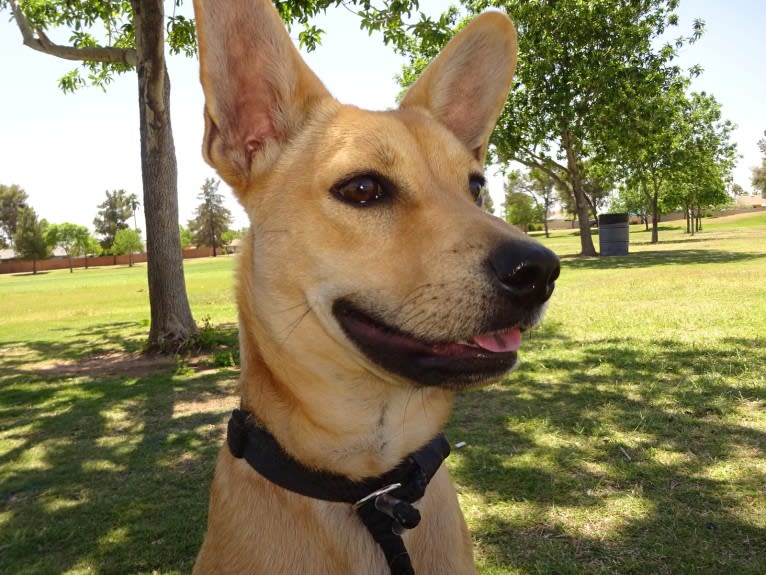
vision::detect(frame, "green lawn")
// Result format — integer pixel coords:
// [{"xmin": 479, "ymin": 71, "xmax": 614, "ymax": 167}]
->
[{"xmin": 1, "ymin": 214, "xmax": 764, "ymax": 574}]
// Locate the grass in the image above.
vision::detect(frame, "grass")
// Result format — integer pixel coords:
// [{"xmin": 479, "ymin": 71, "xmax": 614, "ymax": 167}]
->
[{"xmin": 1, "ymin": 213, "xmax": 765, "ymax": 574}]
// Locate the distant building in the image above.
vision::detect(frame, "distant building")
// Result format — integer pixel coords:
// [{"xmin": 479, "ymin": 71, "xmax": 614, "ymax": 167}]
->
[{"xmin": 735, "ymin": 195, "xmax": 763, "ymax": 209}]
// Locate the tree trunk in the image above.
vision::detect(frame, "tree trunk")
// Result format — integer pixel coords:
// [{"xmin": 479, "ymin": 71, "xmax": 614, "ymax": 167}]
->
[
  {"xmin": 641, "ymin": 179, "xmax": 660, "ymax": 244},
  {"xmin": 562, "ymin": 128, "xmax": 597, "ymax": 256},
  {"xmin": 684, "ymin": 204, "xmax": 694, "ymax": 234},
  {"xmin": 132, "ymin": 0, "xmax": 196, "ymax": 350}
]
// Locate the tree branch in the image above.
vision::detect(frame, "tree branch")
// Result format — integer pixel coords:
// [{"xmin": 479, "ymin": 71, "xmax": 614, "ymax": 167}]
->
[
  {"xmin": 9, "ymin": 0, "xmax": 137, "ymax": 67},
  {"xmin": 515, "ymin": 153, "xmax": 571, "ymax": 197}
]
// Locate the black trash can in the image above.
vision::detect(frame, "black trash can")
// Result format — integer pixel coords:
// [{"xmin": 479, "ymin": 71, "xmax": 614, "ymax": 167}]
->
[{"xmin": 598, "ymin": 213, "xmax": 629, "ymax": 256}]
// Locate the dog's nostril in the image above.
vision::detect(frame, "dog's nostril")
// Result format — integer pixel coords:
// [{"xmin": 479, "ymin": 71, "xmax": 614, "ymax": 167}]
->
[{"xmin": 489, "ymin": 243, "xmax": 560, "ymax": 306}]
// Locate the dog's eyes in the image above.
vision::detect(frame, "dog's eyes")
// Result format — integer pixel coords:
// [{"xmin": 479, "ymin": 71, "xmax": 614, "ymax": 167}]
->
[
  {"xmin": 469, "ymin": 175, "xmax": 487, "ymax": 207},
  {"xmin": 332, "ymin": 175, "xmax": 387, "ymax": 206}
]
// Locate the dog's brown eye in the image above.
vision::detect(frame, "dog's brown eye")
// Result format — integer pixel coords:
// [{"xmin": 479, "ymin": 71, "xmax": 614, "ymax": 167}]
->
[
  {"xmin": 469, "ymin": 175, "xmax": 486, "ymax": 207},
  {"xmin": 332, "ymin": 176, "xmax": 386, "ymax": 206}
]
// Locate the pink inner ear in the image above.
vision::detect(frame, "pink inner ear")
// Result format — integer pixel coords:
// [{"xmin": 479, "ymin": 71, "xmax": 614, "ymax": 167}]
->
[{"xmin": 241, "ymin": 109, "xmax": 279, "ymax": 153}]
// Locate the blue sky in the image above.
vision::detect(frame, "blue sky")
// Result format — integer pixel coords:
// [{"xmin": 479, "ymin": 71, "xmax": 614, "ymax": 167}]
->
[{"xmin": 1, "ymin": 0, "xmax": 764, "ymax": 232}]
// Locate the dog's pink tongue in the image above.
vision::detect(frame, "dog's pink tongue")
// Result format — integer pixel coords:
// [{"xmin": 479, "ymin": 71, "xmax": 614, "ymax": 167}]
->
[{"xmin": 472, "ymin": 328, "xmax": 522, "ymax": 353}]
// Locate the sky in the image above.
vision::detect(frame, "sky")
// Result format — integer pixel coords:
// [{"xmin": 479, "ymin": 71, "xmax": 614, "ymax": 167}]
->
[{"xmin": 1, "ymin": 0, "xmax": 764, "ymax": 234}]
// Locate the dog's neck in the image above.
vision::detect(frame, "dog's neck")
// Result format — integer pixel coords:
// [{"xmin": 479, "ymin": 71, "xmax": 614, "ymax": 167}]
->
[{"xmin": 236, "ymin": 322, "xmax": 454, "ymax": 480}]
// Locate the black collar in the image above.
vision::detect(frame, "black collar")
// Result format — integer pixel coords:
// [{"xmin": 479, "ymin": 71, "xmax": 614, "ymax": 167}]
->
[{"xmin": 226, "ymin": 408, "xmax": 451, "ymax": 575}]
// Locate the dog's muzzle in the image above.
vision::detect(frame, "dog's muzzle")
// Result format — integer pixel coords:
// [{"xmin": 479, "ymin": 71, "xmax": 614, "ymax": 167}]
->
[{"xmin": 334, "ymin": 239, "xmax": 560, "ymax": 389}]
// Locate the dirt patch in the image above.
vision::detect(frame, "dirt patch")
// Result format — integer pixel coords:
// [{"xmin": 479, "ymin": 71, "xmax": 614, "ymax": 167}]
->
[{"xmin": 24, "ymin": 352, "xmax": 177, "ymax": 379}]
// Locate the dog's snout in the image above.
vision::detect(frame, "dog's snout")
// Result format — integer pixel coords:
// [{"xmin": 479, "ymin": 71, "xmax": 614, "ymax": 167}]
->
[{"xmin": 489, "ymin": 242, "xmax": 560, "ymax": 307}]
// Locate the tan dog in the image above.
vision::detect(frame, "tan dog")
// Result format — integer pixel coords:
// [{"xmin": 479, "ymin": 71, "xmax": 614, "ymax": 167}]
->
[{"xmin": 192, "ymin": 0, "xmax": 559, "ymax": 573}]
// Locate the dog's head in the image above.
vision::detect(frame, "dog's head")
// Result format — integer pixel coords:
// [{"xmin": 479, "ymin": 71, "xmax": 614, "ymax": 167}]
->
[{"xmin": 194, "ymin": 0, "xmax": 559, "ymax": 391}]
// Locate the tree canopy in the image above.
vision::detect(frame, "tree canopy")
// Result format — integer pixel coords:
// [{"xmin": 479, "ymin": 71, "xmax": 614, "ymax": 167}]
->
[
  {"xmin": 112, "ymin": 227, "xmax": 144, "ymax": 266},
  {"xmin": 93, "ymin": 189, "xmax": 134, "ymax": 253},
  {"xmin": 13, "ymin": 206, "xmax": 49, "ymax": 273},
  {"xmin": 752, "ymin": 131, "xmax": 766, "ymax": 198},
  {"xmin": 45, "ymin": 222, "xmax": 92, "ymax": 272},
  {"xmin": 614, "ymin": 87, "xmax": 736, "ymax": 241},
  {"xmin": 0, "ymin": 183, "xmax": 29, "ymax": 249},
  {"xmin": 502, "ymin": 170, "xmax": 543, "ymax": 232}
]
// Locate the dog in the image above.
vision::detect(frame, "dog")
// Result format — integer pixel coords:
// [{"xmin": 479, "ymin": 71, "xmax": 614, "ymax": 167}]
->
[{"xmin": 191, "ymin": 0, "xmax": 559, "ymax": 573}]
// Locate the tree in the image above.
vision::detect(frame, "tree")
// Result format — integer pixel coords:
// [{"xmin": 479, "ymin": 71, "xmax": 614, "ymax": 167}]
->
[
  {"xmin": 112, "ymin": 228, "xmax": 144, "ymax": 267},
  {"xmin": 3, "ymin": 0, "xmax": 434, "ymax": 349},
  {"xmin": 612, "ymin": 75, "xmax": 691, "ymax": 243},
  {"xmin": 753, "ymin": 131, "xmax": 766, "ymax": 198},
  {"xmin": 45, "ymin": 222, "xmax": 90, "ymax": 273},
  {"xmin": 611, "ymin": 183, "xmax": 651, "ymax": 230},
  {"xmin": 93, "ymin": 189, "xmax": 133, "ymax": 253},
  {"xmin": 82, "ymin": 235, "xmax": 103, "ymax": 269},
  {"xmin": 454, "ymin": 0, "xmax": 701, "ymax": 256},
  {"xmin": 13, "ymin": 206, "xmax": 49, "ymax": 273},
  {"xmin": 618, "ymin": 89, "xmax": 736, "ymax": 242},
  {"xmin": 753, "ymin": 166, "xmax": 766, "ymax": 199},
  {"xmin": 179, "ymin": 225, "xmax": 194, "ymax": 250},
  {"xmin": 503, "ymin": 171, "xmax": 543, "ymax": 232},
  {"xmin": 187, "ymin": 178, "xmax": 232, "ymax": 257},
  {"xmin": 730, "ymin": 183, "xmax": 745, "ymax": 197},
  {"xmin": 527, "ymin": 168, "xmax": 558, "ymax": 238},
  {"xmin": 0, "ymin": 183, "xmax": 29, "ymax": 248},
  {"xmin": 481, "ymin": 189, "xmax": 495, "ymax": 215},
  {"xmin": 4, "ymin": 0, "xmax": 200, "ymax": 348},
  {"xmin": 670, "ymin": 92, "xmax": 737, "ymax": 235},
  {"xmin": 127, "ymin": 193, "xmax": 141, "ymax": 231}
]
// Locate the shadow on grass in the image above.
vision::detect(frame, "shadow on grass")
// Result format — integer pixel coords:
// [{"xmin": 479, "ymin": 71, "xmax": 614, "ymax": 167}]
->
[
  {"xmin": 448, "ymin": 328, "xmax": 766, "ymax": 574},
  {"xmin": 0, "ymin": 323, "xmax": 240, "ymax": 574},
  {"xmin": 561, "ymin": 249, "xmax": 766, "ymax": 270},
  {"xmin": 3, "ymin": 319, "xmax": 765, "ymax": 573},
  {"xmin": 0, "ymin": 321, "xmax": 147, "ymax": 369}
]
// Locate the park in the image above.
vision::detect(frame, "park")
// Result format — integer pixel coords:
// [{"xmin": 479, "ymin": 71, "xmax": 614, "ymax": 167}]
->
[
  {"xmin": 1, "ymin": 214, "xmax": 764, "ymax": 574},
  {"xmin": 1, "ymin": 0, "xmax": 765, "ymax": 572}
]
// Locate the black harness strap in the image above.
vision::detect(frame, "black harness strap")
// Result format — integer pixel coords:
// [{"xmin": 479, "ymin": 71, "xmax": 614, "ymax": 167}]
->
[{"xmin": 226, "ymin": 409, "xmax": 450, "ymax": 575}]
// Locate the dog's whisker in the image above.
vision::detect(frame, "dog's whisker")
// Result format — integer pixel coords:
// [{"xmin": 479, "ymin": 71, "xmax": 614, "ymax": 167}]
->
[
  {"xmin": 275, "ymin": 303, "xmax": 314, "ymax": 347},
  {"xmin": 271, "ymin": 301, "xmax": 314, "ymax": 315}
]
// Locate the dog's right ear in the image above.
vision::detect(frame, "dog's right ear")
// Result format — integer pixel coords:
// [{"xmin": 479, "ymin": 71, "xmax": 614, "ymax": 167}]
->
[{"xmin": 193, "ymin": 0, "xmax": 331, "ymax": 189}]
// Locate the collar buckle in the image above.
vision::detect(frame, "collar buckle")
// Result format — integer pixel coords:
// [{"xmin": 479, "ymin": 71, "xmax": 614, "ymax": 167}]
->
[{"xmin": 352, "ymin": 482, "xmax": 401, "ymax": 510}]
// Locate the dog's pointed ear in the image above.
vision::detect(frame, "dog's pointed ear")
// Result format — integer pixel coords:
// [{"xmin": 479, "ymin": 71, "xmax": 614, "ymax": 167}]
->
[
  {"xmin": 400, "ymin": 12, "xmax": 517, "ymax": 162},
  {"xmin": 193, "ymin": 0, "xmax": 331, "ymax": 188}
]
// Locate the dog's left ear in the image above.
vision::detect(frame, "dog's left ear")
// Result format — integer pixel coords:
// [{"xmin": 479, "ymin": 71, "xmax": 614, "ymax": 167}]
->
[{"xmin": 400, "ymin": 12, "xmax": 517, "ymax": 162}]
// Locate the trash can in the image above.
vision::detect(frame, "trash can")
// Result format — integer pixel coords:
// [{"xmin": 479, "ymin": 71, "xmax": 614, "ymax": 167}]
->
[{"xmin": 598, "ymin": 213, "xmax": 629, "ymax": 256}]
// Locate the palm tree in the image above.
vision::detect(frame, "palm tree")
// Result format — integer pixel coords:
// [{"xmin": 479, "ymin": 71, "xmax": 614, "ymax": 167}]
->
[{"xmin": 127, "ymin": 193, "xmax": 141, "ymax": 231}]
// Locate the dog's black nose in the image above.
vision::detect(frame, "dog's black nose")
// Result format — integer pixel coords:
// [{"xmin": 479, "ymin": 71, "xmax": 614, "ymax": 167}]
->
[{"xmin": 489, "ymin": 241, "xmax": 560, "ymax": 307}]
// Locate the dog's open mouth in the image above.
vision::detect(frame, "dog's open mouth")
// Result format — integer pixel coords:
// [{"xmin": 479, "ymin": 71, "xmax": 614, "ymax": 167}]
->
[{"xmin": 333, "ymin": 299, "xmax": 525, "ymax": 388}]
